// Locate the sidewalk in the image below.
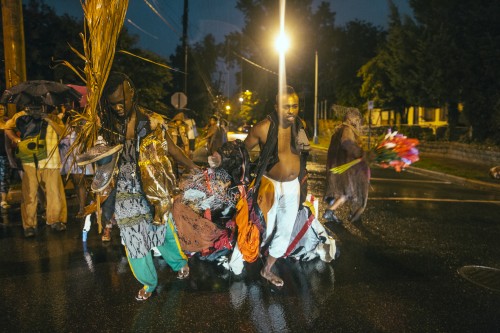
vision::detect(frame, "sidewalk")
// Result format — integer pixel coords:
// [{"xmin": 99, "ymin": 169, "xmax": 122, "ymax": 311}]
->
[{"xmin": 311, "ymin": 142, "xmax": 500, "ymax": 192}]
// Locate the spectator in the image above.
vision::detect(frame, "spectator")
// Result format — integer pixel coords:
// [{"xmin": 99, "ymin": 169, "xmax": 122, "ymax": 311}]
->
[
  {"xmin": 5, "ymin": 103, "xmax": 68, "ymax": 237},
  {"xmin": 168, "ymin": 113, "xmax": 190, "ymax": 156},
  {"xmin": 204, "ymin": 115, "xmax": 223, "ymax": 155},
  {"xmin": 59, "ymin": 103, "xmax": 92, "ymax": 218},
  {"xmin": 220, "ymin": 118, "xmax": 229, "ymax": 144},
  {"xmin": 0, "ymin": 105, "xmax": 11, "ymax": 210},
  {"xmin": 184, "ymin": 113, "xmax": 198, "ymax": 155}
]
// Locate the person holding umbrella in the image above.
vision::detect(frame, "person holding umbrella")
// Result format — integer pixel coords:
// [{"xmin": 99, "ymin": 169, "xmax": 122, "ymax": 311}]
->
[
  {"xmin": 4, "ymin": 103, "xmax": 68, "ymax": 237},
  {"xmin": 0, "ymin": 81, "xmax": 79, "ymax": 237}
]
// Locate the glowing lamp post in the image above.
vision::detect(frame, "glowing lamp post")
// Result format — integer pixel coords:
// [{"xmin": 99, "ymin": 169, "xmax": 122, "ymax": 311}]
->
[
  {"xmin": 275, "ymin": 0, "xmax": 289, "ymax": 115},
  {"xmin": 274, "ymin": 32, "xmax": 290, "ymax": 54}
]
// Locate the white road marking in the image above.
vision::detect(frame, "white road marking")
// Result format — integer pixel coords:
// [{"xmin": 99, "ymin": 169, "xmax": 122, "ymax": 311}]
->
[
  {"xmin": 370, "ymin": 178, "xmax": 452, "ymax": 184},
  {"xmin": 369, "ymin": 197, "xmax": 500, "ymax": 204}
]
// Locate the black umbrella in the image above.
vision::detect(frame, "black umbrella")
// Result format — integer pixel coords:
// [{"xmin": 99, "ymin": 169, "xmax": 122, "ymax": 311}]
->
[{"xmin": 0, "ymin": 80, "xmax": 82, "ymax": 108}]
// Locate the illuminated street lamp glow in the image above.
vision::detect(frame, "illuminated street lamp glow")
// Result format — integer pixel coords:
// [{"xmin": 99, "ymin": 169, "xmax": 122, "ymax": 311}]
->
[{"xmin": 274, "ymin": 32, "xmax": 290, "ymax": 54}]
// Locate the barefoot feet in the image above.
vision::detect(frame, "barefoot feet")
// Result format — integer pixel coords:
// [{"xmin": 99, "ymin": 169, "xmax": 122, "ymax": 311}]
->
[{"xmin": 260, "ymin": 269, "xmax": 284, "ymax": 287}]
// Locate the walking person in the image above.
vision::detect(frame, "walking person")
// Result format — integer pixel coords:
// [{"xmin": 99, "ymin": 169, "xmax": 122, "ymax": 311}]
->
[
  {"xmin": 97, "ymin": 72, "xmax": 199, "ymax": 300},
  {"xmin": 243, "ymin": 85, "xmax": 309, "ymax": 287},
  {"xmin": 323, "ymin": 108, "xmax": 370, "ymax": 224}
]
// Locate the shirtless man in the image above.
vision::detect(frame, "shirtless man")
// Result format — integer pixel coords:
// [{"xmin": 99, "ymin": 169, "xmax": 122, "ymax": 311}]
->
[{"xmin": 244, "ymin": 86, "xmax": 305, "ymax": 287}]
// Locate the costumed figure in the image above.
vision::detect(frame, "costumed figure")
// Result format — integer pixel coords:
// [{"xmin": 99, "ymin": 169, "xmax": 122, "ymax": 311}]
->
[
  {"xmin": 79, "ymin": 72, "xmax": 198, "ymax": 301},
  {"xmin": 323, "ymin": 108, "xmax": 370, "ymax": 224},
  {"xmin": 226, "ymin": 86, "xmax": 336, "ymax": 287}
]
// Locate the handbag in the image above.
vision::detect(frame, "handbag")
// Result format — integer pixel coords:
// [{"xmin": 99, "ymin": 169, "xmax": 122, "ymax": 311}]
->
[{"xmin": 15, "ymin": 134, "xmax": 47, "ymax": 163}]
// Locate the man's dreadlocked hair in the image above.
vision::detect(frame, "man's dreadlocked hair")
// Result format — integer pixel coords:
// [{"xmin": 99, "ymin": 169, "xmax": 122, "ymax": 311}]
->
[
  {"xmin": 102, "ymin": 72, "xmax": 136, "ymax": 99},
  {"xmin": 100, "ymin": 72, "xmax": 137, "ymax": 145}
]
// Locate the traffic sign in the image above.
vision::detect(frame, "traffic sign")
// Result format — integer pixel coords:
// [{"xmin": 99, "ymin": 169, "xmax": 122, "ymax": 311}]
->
[
  {"xmin": 171, "ymin": 92, "xmax": 187, "ymax": 109},
  {"xmin": 368, "ymin": 100, "xmax": 374, "ymax": 110}
]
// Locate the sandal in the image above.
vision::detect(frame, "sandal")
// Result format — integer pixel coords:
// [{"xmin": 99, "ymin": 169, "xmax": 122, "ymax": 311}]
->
[
  {"xmin": 135, "ymin": 288, "xmax": 152, "ymax": 301},
  {"xmin": 177, "ymin": 265, "xmax": 190, "ymax": 279}
]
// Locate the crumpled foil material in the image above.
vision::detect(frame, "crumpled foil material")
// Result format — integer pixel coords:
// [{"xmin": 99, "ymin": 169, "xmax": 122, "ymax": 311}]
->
[{"xmin": 138, "ymin": 126, "xmax": 177, "ymax": 225}]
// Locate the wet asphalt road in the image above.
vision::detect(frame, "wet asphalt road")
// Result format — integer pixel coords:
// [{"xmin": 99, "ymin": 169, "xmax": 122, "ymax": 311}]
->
[{"xmin": 1, "ymin": 149, "xmax": 499, "ymax": 333}]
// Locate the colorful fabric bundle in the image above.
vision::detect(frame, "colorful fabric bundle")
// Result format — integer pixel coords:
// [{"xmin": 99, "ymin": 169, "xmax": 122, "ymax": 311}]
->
[
  {"xmin": 374, "ymin": 130, "xmax": 419, "ymax": 172},
  {"xmin": 330, "ymin": 130, "xmax": 419, "ymax": 174}
]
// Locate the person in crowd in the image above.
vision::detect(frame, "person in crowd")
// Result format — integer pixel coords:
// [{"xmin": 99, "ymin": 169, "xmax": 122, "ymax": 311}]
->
[
  {"xmin": 243, "ymin": 85, "xmax": 309, "ymax": 287},
  {"xmin": 204, "ymin": 115, "xmax": 224, "ymax": 155},
  {"xmin": 0, "ymin": 105, "xmax": 11, "ymax": 210},
  {"xmin": 59, "ymin": 102, "xmax": 92, "ymax": 218},
  {"xmin": 220, "ymin": 118, "xmax": 229, "ymax": 144},
  {"xmin": 97, "ymin": 72, "xmax": 199, "ymax": 301},
  {"xmin": 5, "ymin": 103, "xmax": 67, "ymax": 237},
  {"xmin": 168, "ymin": 113, "xmax": 190, "ymax": 156},
  {"xmin": 184, "ymin": 113, "xmax": 198, "ymax": 156},
  {"xmin": 323, "ymin": 109, "xmax": 370, "ymax": 224}
]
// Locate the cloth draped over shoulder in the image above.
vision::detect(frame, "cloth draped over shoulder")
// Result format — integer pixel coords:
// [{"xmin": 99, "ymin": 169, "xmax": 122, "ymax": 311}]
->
[{"xmin": 252, "ymin": 111, "xmax": 307, "ymax": 202}]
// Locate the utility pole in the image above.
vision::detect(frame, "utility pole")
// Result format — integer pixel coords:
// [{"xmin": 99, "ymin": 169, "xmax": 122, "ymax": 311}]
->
[
  {"xmin": 313, "ymin": 51, "xmax": 318, "ymax": 144},
  {"xmin": 1, "ymin": 0, "xmax": 26, "ymax": 116},
  {"xmin": 182, "ymin": 0, "xmax": 188, "ymax": 95}
]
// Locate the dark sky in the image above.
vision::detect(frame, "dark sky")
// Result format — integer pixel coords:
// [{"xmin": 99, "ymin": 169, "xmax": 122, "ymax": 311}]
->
[
  {"xmin": 39, "ymin": 0, "xmax": 412, "ymax": 59},
  {"xmin": 32, "ymin": 0, "xmax": 411, "ymax": 96}
]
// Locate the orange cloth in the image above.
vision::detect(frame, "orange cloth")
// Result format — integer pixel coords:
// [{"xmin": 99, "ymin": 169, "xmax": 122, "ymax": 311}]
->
[
  {"xmin": 256, "ymin": 176, "xmax": 274, "ymax": 225},
  {"xmin": 235, "ymin": 195, "xmax": 260, "ymax": 263}
]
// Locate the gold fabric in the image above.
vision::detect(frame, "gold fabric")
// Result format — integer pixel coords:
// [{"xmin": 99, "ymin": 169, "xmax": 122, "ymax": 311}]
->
[{"xmin": 138, "ymin": 126, "xmax": 177, "ymax": 225}]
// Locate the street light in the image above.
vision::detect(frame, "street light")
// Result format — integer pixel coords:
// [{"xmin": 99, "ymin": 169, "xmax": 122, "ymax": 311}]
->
[
  {"xmin": 274, "ymin": 32, "xmax": 290, "ymax": 54},
  {"xmin": 275, "ymin": 0, "xmax": 289, "ymax": 119}
]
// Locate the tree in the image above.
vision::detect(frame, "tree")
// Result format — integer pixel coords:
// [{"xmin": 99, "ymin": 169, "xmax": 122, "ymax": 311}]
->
[
  {"xmin": 358, "ymin": 1, "xmax": 418, "ymax": 121},
  {"xmin": 0, "ymin": 1, "xmax": 175, "ymax": 112},
  {"xmin": 328, "ymin": 20, "xmax": 385, "ymax": 108},
  {"xmin": 408, "ymin": 0, "xmax": 500, "ymax": 142},
  {"xmin": 170, "ymin": 34, "xmax": 222, "ymax": 126}
]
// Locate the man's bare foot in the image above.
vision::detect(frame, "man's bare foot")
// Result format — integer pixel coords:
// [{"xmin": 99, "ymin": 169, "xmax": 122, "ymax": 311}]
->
[{"xmin": 260, "ymin": 269, "xmax": 284, "ymax": 287}]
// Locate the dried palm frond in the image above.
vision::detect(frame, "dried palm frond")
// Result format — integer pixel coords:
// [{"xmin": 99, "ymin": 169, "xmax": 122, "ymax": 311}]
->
[{"xmin": 62, "ymin": 0, "xmax": 129, "ymax": 156}]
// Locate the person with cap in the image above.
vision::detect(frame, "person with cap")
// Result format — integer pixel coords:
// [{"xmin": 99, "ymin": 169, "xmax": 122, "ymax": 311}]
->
[
  {"xmin": 323, "ymin": 108, "xmax": 370, "ymax": 224},
  {"xmin": 4, "ymin": 103, "xmax": 68, "ymax": 237},
  {"xmin": 96, "ymin": 72, "xmax": 199, "ymax": 301}
]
